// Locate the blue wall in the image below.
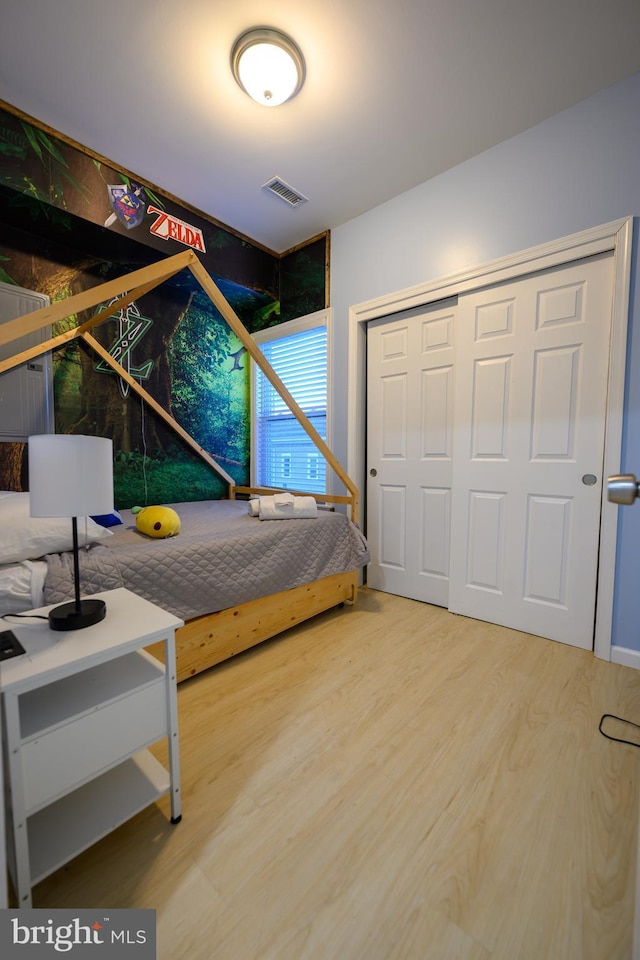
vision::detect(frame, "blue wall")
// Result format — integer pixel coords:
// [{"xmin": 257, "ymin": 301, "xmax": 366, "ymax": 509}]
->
[{"xmin": 331, "ymin": 70, "xmax": 640, "ymax": 651}]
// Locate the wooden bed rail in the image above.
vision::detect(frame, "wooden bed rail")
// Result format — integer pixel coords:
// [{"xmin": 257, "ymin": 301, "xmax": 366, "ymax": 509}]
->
[
  {"xmin": 148, "ymin": 570, "xmax": 359, "ymax": 682},
  {"xmin": 230, "ymin": 485, "xmax": 357, "ymax": 523}
]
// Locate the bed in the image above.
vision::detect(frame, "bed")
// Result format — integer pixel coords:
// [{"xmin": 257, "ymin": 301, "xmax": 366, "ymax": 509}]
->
[
  {"xmin": 0, "ymin": 489, "xmax": 369, "ymax": 680},
  {"xmin": 0, "ymin": 253, "xmax": 368, "ymax": 680}
]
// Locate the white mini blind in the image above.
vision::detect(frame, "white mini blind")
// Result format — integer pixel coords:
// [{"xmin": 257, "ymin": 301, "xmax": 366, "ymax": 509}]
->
[{"xmin": 255, "ymin": 325, "xmax": 327, "ymax": 493}]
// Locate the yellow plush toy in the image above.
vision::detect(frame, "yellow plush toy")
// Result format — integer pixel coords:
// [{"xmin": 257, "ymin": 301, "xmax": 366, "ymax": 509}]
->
[{"xmin": 132, "ymin": 505, "xmax": 181, "ymax": 538}]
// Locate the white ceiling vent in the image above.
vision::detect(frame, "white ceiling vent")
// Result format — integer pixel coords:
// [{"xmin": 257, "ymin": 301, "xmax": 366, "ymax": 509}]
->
[{"xmin": 262, "ymin": 176, "xmax": 308, "ymax": 207}]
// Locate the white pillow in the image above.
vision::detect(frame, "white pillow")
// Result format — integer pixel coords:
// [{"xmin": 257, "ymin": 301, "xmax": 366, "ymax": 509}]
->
[
  {"xmin": 0, "ymin": 492, "xmax": 112, "ymax": 563},
  {"xmin": 0, "ymin": 560, "xmax": 47, "ymax": 614}
]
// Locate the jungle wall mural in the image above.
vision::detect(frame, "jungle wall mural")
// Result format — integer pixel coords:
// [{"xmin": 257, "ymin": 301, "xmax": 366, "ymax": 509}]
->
[{"xmin": 0, "ymin": 101, "xmax": 328, "ymax": 506}]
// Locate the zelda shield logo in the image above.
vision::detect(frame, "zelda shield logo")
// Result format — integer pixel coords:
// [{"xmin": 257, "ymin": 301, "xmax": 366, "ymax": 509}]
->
[{"xmin": 95, "ymin": 299, "xmax": 153, "ymax": 398}]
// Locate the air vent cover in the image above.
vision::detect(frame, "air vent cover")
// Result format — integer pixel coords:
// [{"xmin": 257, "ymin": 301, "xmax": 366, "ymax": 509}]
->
[{"xmin": 262, "ymin": 176, "xmax": 308, "ymax": 207}]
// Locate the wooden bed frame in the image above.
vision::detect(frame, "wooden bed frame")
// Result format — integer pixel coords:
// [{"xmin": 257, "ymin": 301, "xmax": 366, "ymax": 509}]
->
[
  {"xmin": 149, "ymin": 485, "xmax": 361, "ymax": 681},
  {"xmin": 160, "ymin": 569, "xmax": 358, "ymax": 682},
  {"xmin": 0, "ymin": 252, "xmax": 364, "ymax": 682}
]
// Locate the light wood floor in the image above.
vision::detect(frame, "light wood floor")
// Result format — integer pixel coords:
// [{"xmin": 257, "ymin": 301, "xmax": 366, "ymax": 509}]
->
[{"xmin": 32, "ymin": 588, "xmax": 640, "ymax": 960}]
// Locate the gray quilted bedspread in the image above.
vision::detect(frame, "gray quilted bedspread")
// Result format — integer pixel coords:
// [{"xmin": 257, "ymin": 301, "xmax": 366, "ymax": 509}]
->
[{"xmin": 44, "ymin": 499, "xmax": 370, "ymax": 621}]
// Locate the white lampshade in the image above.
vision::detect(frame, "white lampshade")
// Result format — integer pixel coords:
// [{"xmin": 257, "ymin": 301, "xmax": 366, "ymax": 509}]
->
[
  {"xmin": 232, "ymin": 28, "xmax": 305, "ymax": 107},
  {"xmin": 28, "ymin": 434, "xmax": 114, "ymax": 518}
]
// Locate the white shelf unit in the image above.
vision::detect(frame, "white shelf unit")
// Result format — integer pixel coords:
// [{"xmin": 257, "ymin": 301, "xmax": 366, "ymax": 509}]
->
[
  {"xmin": 1, "ymin": 587, "xmax": 183, "ymax": 907},
  {"xmin": 28, "ymin": 752, "xmax": 169, "ymax": 886},
  {"xmin": 0, "ymin": 280, "xmax": 52, "ymax": 441}
]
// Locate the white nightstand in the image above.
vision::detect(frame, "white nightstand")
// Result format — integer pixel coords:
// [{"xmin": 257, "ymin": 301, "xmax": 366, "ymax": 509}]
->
[{"xmin": 1, "ymin": 587, "xmax": 183, "ymax": 907}]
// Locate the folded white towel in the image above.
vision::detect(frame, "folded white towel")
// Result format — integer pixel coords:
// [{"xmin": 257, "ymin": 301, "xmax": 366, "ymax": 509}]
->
[
  {"xmin": 294, "ymin": 497, "xmax": 317, "ymax": 519},
  {"xmin": 248, "ymin": 494, "xmax": 317, "ymax": 520}
]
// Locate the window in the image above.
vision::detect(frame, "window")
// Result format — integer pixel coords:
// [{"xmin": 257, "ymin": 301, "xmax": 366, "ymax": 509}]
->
[
  {"xmin": 252, "ymin": 310, "xmax": 330, "ymax": 494},
  {"xmin": 307, "ymin": 453, "xmax": 319, "ymax": 481}
]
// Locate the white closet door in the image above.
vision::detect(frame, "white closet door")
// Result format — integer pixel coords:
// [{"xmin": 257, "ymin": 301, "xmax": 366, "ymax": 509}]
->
[
  {"xmin": 367, "ymin": 302, "xmax": 456, "ymax": 605},
  {"xmin": 448, "ymin": 253, "xmax": 613, "ymax": 648}
]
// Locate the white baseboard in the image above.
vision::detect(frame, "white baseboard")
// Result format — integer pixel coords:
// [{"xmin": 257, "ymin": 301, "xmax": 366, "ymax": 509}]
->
[{"xmin": 610, "ymin": 646, "xmax": 640, "ymax": 670}]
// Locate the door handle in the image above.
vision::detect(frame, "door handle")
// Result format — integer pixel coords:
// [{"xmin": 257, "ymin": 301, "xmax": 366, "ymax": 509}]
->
[{"xmin": 607, "ymin": 474, "xmax": 640, "ymax": 506}]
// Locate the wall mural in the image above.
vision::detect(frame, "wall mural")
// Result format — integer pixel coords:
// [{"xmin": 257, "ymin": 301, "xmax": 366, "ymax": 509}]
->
[{"xmin": 0, "ymin": 103, "xmax": 328, "ymax": 506}]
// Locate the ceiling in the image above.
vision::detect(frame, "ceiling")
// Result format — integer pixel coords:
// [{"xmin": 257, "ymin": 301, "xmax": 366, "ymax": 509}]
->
[{"xmin": 1, "ymin": 0, "xmax": 640, "ymax": 254}]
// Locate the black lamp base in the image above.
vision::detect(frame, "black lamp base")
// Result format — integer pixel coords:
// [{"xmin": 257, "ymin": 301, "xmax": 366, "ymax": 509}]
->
[{"xmin": 49, "ymin": 598, "xmax": 107, "ymax": 631}]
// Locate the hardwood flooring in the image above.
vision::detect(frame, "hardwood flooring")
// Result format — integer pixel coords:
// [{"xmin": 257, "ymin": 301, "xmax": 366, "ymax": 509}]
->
[{"xmin": 32, "ymin": 588, "xmax": 640, "ymax": 959}]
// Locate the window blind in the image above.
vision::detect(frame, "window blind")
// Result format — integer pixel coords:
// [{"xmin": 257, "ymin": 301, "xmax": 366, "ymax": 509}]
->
[{"xmin": 255, "ymin": 325, "xmax": 327, "ymax": 493}]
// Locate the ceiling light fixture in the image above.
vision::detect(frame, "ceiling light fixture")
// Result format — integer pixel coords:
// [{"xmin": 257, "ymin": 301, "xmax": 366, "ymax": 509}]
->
[{"xmin": 231, "ymin": 28, "xmax": 305, "ymax": 107}]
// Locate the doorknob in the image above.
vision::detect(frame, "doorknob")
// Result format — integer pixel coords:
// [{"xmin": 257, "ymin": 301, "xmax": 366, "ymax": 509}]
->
[{"xmin": 607, "ymin": 474, "xmax": 640, "ymax": 505}]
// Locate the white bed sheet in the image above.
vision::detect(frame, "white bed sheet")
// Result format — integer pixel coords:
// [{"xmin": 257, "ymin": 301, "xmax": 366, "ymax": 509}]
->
[{"xmin": 0, "ymin": 560, "xmax": 47, "ymax": 615}]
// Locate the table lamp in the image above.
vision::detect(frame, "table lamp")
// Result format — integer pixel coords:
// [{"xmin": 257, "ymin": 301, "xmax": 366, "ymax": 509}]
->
[{"xmin": 28, "ymin": 434, "xmax": 114, "ymax": 631}]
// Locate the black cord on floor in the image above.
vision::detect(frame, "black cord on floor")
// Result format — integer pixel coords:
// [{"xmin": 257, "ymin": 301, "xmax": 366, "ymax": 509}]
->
[{"xmin": 599, "ymin": 713, "xmax": 640, "ymax": 748}]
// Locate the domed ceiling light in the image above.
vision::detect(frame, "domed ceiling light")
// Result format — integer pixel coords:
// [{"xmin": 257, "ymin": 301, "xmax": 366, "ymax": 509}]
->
[{"xmin": 231, "ymin": 28, "xmax": 305, "ymax": 106}]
